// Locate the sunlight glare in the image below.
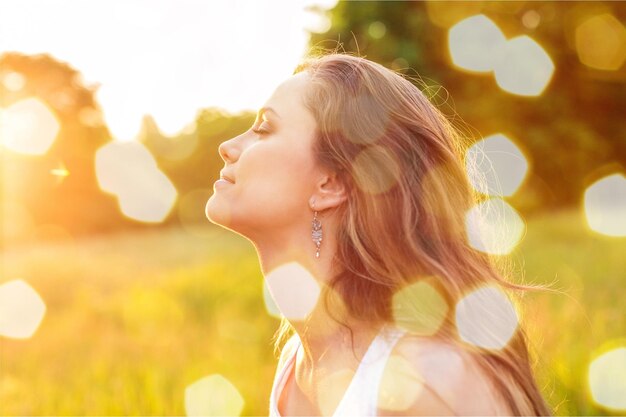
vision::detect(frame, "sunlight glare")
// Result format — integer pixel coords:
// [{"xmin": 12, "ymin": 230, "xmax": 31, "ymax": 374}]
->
[
  {"xmin": 588, "ymin": 347, "xmax": 626, "ymax": 411},
  {"xmin": 95, "ymin": 141, "xmax": 178, "ymax": 223},
  {"xmin": 138, "ymin": 116, "xmax": 199, "ymax": 161},
  {"xmin": 583, "ymin": 173, "xmax": 626, "ymax": 237},
  {"xmin": 448, "ymin": 14, "xmax": 507, "ymax": 72},
  {"xmin": 0, "ymin": 97, "xmax": 60, "ymax": 155},
  {"xmin": 112, "ymin": 0, "xmax": 172, "ymax": 30},
  {"xmin": 465, "ymin": 133, "xmax": 529, "ymax": 197},
  {"xmin": 0, "ymin": 279, "xmax": 46, "ymax": 339},
  {"xmin": 351, "ymin": 145, "xmax": 401, "ymax": 195},
  {"xmin": 455, "ymin": 285, "xmax": 519, "ymax": 350},
  {"xmin": 392, "ymin": 279, "xmax": 449, "ymax": 336},
  {"xmin": 50, "ymin": 166, "xmax": 69, "ymax": 177},
  {"xmin": 448, "ymin": 15, "xmax": 554, "ymax": 95},
  {"xmin": 465, "ymin": 198, "xmax": 525, "ymax": 255},
  {"xmin": 378, "ymin": 354, "xmax": 424, "ymax": 412},
  {"xmin": 576, "ymin": 13, "xmax": 626, "ymax": 71},
  {"xmin": 50, "ymin": 161, "xmax": 70, "ymax": 186},
  {"xmin": 184, "ymin": 374, "xmax": 245, "ymax": 416},
  {"xmin": 494, "ymin": 35, "xmax": 554, "ymax": 96},
  {"xmin": 2, "ymin": 71, "xmax": 26, "ymax": 91},
  {"xmin": 301, "ymin": 7, "xmax": 332, "ymax": 34},
  {"xmin": 263, "ymin": 262, "xmax": 320, "ymax": 321},
  {"xmin": 96, "ymin": 84, "xmax": 147, "ymax": 142},
  {"xmin": 303, "ymin": 0, "xmax": 339, "ymax": 10},
  {"xmin": 1, "ymin": 0, "xmax": 342, "ymax": 144},
  {"xmin": 262, "ymin": 278, "xmax": 282, "ymax": 319}
]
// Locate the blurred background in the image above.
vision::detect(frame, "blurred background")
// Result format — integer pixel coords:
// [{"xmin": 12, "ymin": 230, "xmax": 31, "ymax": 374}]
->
[{"xmin": 1, "ymin": 0, "xmax": 625, "ymax": 415}]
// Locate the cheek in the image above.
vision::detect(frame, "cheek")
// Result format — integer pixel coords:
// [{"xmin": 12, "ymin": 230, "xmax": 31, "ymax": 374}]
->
[
  {"xmin": 240, "ymin": 148, "xmax": 313, "ymax": 207},
  {"xmin": 249, "ymin": 165, "xmax": 307, "ymax": 200}
]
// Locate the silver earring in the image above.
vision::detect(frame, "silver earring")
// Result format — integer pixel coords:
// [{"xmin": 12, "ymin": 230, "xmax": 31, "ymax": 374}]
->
[{"xmin": 311, "ymin": 209, "xmax": 322, "ymax": 259}]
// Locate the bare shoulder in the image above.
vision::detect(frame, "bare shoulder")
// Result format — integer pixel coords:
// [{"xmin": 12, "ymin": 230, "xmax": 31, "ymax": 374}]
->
[
  {"xmin": 276, "ymin": 334, "xmax": 300, "ymax": 369},
  {"xmin": 377, "ymin": 333, "xmax": 513, "ymax": 416}
]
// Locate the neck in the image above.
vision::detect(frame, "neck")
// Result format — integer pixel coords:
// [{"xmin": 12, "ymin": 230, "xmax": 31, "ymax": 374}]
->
[{"xmin": 253, "ymin": 218, "xmax": 381, "ymax": 374}]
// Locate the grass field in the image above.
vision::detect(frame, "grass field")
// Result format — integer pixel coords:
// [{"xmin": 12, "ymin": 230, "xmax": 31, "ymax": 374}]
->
[{"xmin": 0, "ymin": 207, "xmax": 624, "ymax": 415}]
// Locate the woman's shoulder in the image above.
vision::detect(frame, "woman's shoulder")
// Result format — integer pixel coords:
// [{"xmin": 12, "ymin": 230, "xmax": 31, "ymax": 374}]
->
[
  {"xmin": 276, "ymin": 333, "xmax": 300, "ymax": 370},
  {"xmin": 379, "ymin": 332, "xmax": 513, "ymax": 415}
]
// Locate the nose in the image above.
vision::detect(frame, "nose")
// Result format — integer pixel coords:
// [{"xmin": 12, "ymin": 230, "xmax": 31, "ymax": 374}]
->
[{"xmin": 218, "ymin": 137, "xmax": 239, "ymax": 163}]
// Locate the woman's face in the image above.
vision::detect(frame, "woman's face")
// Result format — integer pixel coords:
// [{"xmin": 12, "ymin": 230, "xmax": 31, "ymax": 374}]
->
[{"xmin": 205, "ymin": 71, "xmax": 320, "ymax": 238}]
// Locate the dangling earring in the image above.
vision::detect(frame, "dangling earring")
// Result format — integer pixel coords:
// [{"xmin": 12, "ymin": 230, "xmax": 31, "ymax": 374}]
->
[{"xmin": 311, "ymin": 205, "xmax": 322, "ymax": 259}]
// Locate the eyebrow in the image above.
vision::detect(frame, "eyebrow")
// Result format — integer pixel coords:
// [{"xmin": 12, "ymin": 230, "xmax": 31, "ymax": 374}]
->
[{"xmin": 259, "ymin": 107, "xmax": 281, "ymax": 119}]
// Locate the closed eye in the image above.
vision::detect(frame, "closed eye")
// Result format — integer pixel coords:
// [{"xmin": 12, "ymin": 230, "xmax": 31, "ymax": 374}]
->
[{"xmin": 252, "ymin": 121, "xmax": 271, "ymax": 136}]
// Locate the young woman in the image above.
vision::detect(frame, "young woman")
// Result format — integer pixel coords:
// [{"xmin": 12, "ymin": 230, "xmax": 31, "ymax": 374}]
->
[{"xmin": 205, "ymin": 50, "xmax": 553, "ymax": 416}]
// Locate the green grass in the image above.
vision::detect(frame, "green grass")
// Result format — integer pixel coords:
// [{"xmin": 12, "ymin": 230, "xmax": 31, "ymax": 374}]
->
[
  {"xmin": 1, "ymin": 208, "xmax": 624, "ymax": 415},
  {"xmin": 512, "ymin": 208, "xmax": 626, "ymax": 416},
  {"xmin": 1, "ymin": 225, "xmax": 278, "ymax": 415}
]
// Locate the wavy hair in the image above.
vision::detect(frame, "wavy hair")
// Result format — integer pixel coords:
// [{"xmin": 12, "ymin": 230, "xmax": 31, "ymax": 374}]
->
[{"xmin": 271, "ymin": 47, "xmax": 554, "ymax": 415}]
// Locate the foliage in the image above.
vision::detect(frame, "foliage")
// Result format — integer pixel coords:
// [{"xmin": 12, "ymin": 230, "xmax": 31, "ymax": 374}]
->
[
  {"xmin": 0, "ymin": 53, "xmax": 123, "ymax": 247},
  {"xmin": 309, "ymin": 1, "xmax": 626, "ymax": 213},
  {"xmin": 0, "ymin": 53, "xmax": 258, "ymax": 247},
  {"xmin": 0, "ymin": 209, "xmax": 623, "ymax": 414},
  {"xmin": 2, "ymin": 2, "xmax": 624, "ymax": 245}
]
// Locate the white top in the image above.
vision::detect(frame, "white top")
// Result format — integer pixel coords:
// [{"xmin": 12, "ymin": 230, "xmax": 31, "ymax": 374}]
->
[{"xmin": 269, "ymin": 324, "xmax": 408, "ymax": 417}]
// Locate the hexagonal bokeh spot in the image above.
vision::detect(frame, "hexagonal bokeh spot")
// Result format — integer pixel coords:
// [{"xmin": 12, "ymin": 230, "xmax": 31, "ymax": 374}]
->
[
  {"xmin": 263, "ymin": 262, "xmax": 321, "ymax": 321},
  {"xmin": 351, "ymin": 145, "xmax": 401, "ymax": 195},
  {"xmin": 465, "ymin": 198, "xmax": 526, "ymax": 255},
  {"xmin": 377, "ymin": 354, "xmax": 424, "ymax": 412},
  {"xmin": 184, "ymin": 374, "xmax": 244, "ymax": 416},
  {"xmin": 392, "ymin": 279, "xmax": 449, "ymax": 336},
  {"xmin": 576, "ymin": 13, "xmax": 626, "ymax": 71},
  {"xmin": 0, "ymin": 279, "xmax": 46, "ymax": 339},
  {"xmin": 584, "ymin": 173, "xmax": 626, "ymax": 237},
  {"xmin": 465, "ymin": 133, "xmax": 529, "ymax": 197},
  {"xmin": 455, "ymin": 285, "xmax": 519, "ymax": 350},
  {"xmin": 588, "ymin": 346, "xmax": 626, "ymax": 411},
  {"xmin": 95, "ymin": 140, "xmax": 178, "ymax": 223},
  {"xmin": 448, "ymin": 14, "xmax": 507, "ymax": 72},
  {"xmin": 494, "ymin": 35, "xmax": 555, "ymax": 96},
  {"xmin": 0, "ymin": 97, "xmax": 60, "ymax": 155}
]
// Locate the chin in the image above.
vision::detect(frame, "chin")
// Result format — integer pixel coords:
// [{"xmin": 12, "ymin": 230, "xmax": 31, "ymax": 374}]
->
[{"xmin": 205, "ymin": 196, "xmax": 233, "ymax": 227}]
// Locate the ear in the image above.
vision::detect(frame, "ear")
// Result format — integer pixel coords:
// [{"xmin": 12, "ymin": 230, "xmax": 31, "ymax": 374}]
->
[{"xmin": 309, "ymin": 171, "xmax": 348, "ymax": 211}]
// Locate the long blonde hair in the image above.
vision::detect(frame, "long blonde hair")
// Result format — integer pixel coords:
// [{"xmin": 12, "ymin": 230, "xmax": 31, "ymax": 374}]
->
[{"xmin": 272, "ymin": 47, "xmax": 554, "ymax": 415}]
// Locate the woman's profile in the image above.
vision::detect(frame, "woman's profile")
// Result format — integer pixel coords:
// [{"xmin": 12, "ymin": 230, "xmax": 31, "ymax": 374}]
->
[{"xmin": 205, "ymin": 49, "xmax": 553, "ymax": 416}]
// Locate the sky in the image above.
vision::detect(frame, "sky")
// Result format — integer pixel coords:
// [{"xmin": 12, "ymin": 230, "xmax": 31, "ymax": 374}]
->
[{"xmin": 0, "ymin": 0, "xmax": 338, "ymax": 140}]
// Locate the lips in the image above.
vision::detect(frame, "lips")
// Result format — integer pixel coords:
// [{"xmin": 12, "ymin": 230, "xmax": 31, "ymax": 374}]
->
[{"xmin": 219, "ymin": 170, "xmax": 235, "ymax": 183}]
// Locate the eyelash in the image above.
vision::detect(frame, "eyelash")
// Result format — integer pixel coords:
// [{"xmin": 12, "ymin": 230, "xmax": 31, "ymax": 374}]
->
[{"xmin": 253, "ymin": 122, "xmax": 270, "ymax": 136}]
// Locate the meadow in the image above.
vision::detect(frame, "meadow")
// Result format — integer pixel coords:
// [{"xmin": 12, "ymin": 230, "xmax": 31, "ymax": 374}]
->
[{"xmin": 0, "ymin": 207, "xmax": 624, "ymax": 415}]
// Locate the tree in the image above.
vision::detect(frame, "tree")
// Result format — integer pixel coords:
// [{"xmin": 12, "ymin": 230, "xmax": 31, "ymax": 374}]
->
[{"xmin": 309, "ymin": 1, "xmax": 626, "ymax": 214}]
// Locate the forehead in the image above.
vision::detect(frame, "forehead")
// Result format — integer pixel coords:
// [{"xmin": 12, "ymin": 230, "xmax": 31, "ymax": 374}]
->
[{"xmin": 263, "ymin": 72, "xmax": 313, "ymax": 123}]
